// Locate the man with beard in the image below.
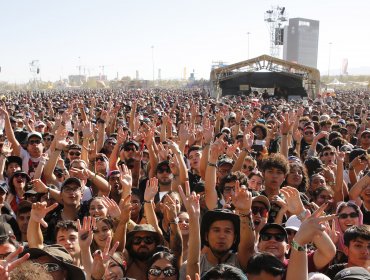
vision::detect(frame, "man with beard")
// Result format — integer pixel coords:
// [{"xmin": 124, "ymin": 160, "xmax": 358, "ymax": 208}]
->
[{"xmin": 124, "ymin": 224, "xmax": 163, "ymax": 279}]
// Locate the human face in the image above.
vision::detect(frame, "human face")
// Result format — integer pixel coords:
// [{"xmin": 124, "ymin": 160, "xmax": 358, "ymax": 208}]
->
[
  {"xmin": 27, "ymin": 136, "xmax": 43, "ymax": 158},
  {"xmin": 337, "ymin": 206, "xmax": 360, "ymax": 232},
  {"xmin": 248, "ymin": 175, "xmax": 263, "ymax": 192},
  {"xmin": 310, "ymin": 175, "xmax": 326, "ymax": 192},
  {"xmin": 33, "ymin": 255, "xmax": 67, "ymax": 280},
  {"xmin": 0, "ymin": 242, "xmax": 16, "ymax": 260},
  {"xmin": 263, "ymin": 168, "xmax": 286, "ymax": 191},
  {"xmin": 178, "ymin": 212, "xmax": 189, "ymax": 236},
  {"xmin": 314, "ymin": 189, "xmax": 334, "ymax": 207},
  {"xmin": 108, "ymin": 174, "xmax": 121, "ymax": 193},
  {"xmin": 258, "ymin": 228, "xmax": 289, "ymax": 261},
  {"xmin": 89, "ymin": 198, "xmax": 108, "ymax": 218},
  {"xmin": 13, "ymin": 173, "xmax": 27, "ymax": 191},
  {"xmin": 61, "ymin": 183, "xmax": 82, "ymax": 206},
  {"xmin": 320, "ymin": 149, "xmax": 336, "ymax": 165},
  {"xmin": 69, "ymin": 162, "xmax": 87, "ymax": 181},
  {"xmin": 361, "ymin": 133, "xmax": 370, "ymax": 146},
  {"xmin": 286, "ymin": 166, "xmax": 303, "ymax": 188},
  {"xmin": 361, "ymin": 185, "xmax": 370, "ymax": 203},
  {"xmin": 242, "ymin": 160, "xmax": 255, "ymax": 176},
  {"xmin": 206, "ymin": 220, "xmax": 235, "ymax": 256},
  {"xmin": 131, "ymin": 232, "xmax": 157, "ymax": 261},
  {"xmin": 130, "ymin": 194, "xmax": 142, "ymax": 219},
  {"xmin": 222, "ymin": 181, "xmax": 236, "ymax": 201},
  {"xmin": 122, "ymin": 145, "xmax": 137, "ymax": 160},
  {"xmin": 344, "ymin": 238, "xmax": 370, "ymax": 268},
  {"xmin": 6, "ymin": 162, "xmax": 21, "ymax": 178},
  {"xmin": 17, "ymin": 212, "xmax": 31, "ymax": 234},
  {"xmin": 68, "ymin": 149, "xmax": 82, "ymax": 161},
  {"xmin": 0, "ymin": 189, "xmax": 6, "ymax": 206},
  {"xmin": 188, "ymin": 150, "xmax": 201, "ymax": 170},
  {"xmin": 95, "ymin": 156, "xmax": 107, "ymax": 173},
  {"xmin": 148, "ymin": 258, "xmax": 177, "ymax": 280},
  {"xmin": 254, "ymin": 127, "xmax": 263, "ymax": 140},
  {"xmin": 156, "ymin": 166, "xmax": 173, "ymax": 186},
  {"xmin": 303, "ymin": 129, "xmax": 314, "ymax": 142},
  {"xmin": 251, "ymin": 202, "xmax": 268, "ymax": 228},
  {"xmin": 93, "ymin": 220, "xmax": 113, "ymax": 249},
  {"xmin": 217, "ymin": 164, "xmax": 232, "ymax": 180},
  {"xmin": 105, "ymin": 259, "xmax": 125, "ymax": 280},
  {"xmin": 56, "ymin": 228, "xmax": 80, "ymax": 257}
]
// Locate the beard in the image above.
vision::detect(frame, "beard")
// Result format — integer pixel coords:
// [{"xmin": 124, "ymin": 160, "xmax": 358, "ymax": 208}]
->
[{"xmin": 127, "ymin": 245, "xmax": 153, "ymax": 261}]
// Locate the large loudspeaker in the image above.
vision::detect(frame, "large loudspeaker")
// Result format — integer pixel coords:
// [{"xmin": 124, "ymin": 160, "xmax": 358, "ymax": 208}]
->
[{"xmin": 275, "ymin": 28, "xmax": 284, "ymax": 45}]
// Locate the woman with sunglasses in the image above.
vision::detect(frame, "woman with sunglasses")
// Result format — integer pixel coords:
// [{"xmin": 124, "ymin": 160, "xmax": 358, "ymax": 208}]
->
[
  {"xmin": 334, "ymin": 201, "xmax": 363, "ymax": 254},
  {"xmin": 311, "ymin": 186, "xmax": 335, "ymax": 213},
  {"xmin": 240, "ymin": 156, "xmax": 256, "ymax": 177},
  {"xmin": 147, "ymin": 250, "xmax": 179, "ymax": 280},
  {"xmin": 6, "ymin": 171, "xmax": 31, "ymax": 212}
]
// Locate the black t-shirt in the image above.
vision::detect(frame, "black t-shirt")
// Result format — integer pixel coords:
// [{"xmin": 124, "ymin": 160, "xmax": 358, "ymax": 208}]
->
[
  {"xmin": 361, "ymin": 203, "xmax": 370, "ymax": 225},
  {"xmin": 326, "ymin": 263, "xmax": 347, "ymax": 279}
]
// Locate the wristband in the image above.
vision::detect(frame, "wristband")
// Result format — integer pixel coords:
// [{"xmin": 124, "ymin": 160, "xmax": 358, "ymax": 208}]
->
[
  {"xmin": 207, "ymin": 162, "xmax": 217, "ymax": 167},
  {"xmin": 291, "ymin": 239, "xmax": 307, "ymax": 251},
  {"xmin": 169, "ymin": 217, "xmax": 179, "ymax": 224},
  {"xmin": 297, "ymin": 209, "xmax": 310, "ymax": 221},
  {"xmin": 143, "ymin": 200, "xmax": 152, "ymax": 204}
]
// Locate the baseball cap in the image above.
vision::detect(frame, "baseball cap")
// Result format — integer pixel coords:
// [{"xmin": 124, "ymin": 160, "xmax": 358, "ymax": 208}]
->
[
  {"xmin": 61, "ymin": 177, "xmax": 81, "ymax": 190},
  {"xmin": 252, "ymin": 195, "xmax": 271, "ymax": 211},
  {"xmin": 260, "ymin": 223, "xmax": 288, "ymax": 241},
  {"xmin": 26, "ymin": 132, "xmax": 42, "ymax": 141},
  {"xmin": 0, "ymin": 223, "xmax": 14, "ymax": 241},
  {"xmin": 333, "ymin": 267, "xmax": 370, "ymax": 280},
  {"xmin": 284, "ymin": 215, "xmax": 301, "ymax": 232},
  {"xmin": 0, "ymin": 182, "xmax": 8, "ymax": 193},
  {"xmin": 217, "ymin": 157, "xmax": 234, "ymax": 167}
]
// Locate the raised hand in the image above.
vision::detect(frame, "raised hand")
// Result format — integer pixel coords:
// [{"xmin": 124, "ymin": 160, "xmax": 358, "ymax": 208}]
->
[
  {"xmin": 232, "ymin": 180, "xmax": 252, "ymax": 212},
  {"xmin": 158, "ymin": 143, "xmax": 169, "ymax": 161},
  {"xmin": 280, "ymin": 112, "xmax": 294, "ymax": 135},
  {"xmin": 280, "ymin": 186, "xmax": 305, "ymax": 216},
  {"xmin": 1, "ymin": 141, "xmax": 12, "ymax": 156},
  {"xmin": 119, "ymin": 195, "xmax": 132, "ymax": 224},
  {"xmin": 178, "ymin": 181, "xmax": 200, "ymax": 218},
  {"xmin": 161, "ymin": 194, "xmax": 178, "ymax": 222},
  {"xmin": 0, "ymin": 246, "xmax": 30, "ymax": 279},
  {"xmin": 101, "ymin": 196, "xmax": 121, "ymax": 219},
  {"xmin": 30, "ymin": 202, "xmax": 59, "ymax": 227},
  {"xmin": 81, "ymin": 121, "xmax": 94, "ymax": 139},
  {"xmin": 243, "ymin": 129, "xmax": 254, "ymax": 150},
  {"xmin": 119, "ymin": 164, "xmax": 132, "ymax": 190},
  {"xmin": 31, "ymin": 179, "xmax": 49, "ymax": 193},
  {"xmin": 77, "ymin": 216, "xmax": 96, "ymax": 249},
  {"xmin": 169, "ymin": 155, "xmax": 180, "ymax": 176},
  {"xmin": 325, "ymin": 220, "xmax": 340, "ymax": 245},
  {"xmin": 293, "ymin": 203, "xmax": 335, "ymax": 246},
  {"xmin": 144, "ymin": 177, "xmax": 158, "ymax": 202}
]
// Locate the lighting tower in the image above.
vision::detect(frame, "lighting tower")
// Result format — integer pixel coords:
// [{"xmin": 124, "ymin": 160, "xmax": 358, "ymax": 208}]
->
[
  {"xmin": 264, "ymin": 6, "xmax": 288, "ymax": 58},
  {"xmin": 29, "ymin": 60, "xmax": 40, "ymax": 88}
]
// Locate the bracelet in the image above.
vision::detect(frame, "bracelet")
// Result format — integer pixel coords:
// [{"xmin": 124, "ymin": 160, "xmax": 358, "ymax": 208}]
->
[
  {"xmin": 207, "ymin": 162, "xmax": 217, "ymax": 167},
  {"xmin": 291, "ymin": 239, "xmax": 307, "ymax": 251},
  {"xmin": 297, "ymin": 209, "xmax": 310, "ymax": 221},
  {"xmin": 241, "ymin": 147, "xmax": 250, "ymax": 153},
  {"xmin": 169, "ymin": 217, "xmax": 179, "ymax": 224},
  {"xmin": 282, "ymin": 133, "xmax": 288, "ymax": 136},
  {"xmin": 238, "ymin": 211, "xmax": 252, "ymax": 218},
  {"xmin": 143, "ymin": 200, "xmax": 152, "ymax": 204}
]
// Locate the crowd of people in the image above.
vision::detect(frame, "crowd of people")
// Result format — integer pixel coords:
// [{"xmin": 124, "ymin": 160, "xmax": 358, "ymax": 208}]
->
[{"xmin": 0, "ymin": 88, "xmax": 369, "ymax": 280}]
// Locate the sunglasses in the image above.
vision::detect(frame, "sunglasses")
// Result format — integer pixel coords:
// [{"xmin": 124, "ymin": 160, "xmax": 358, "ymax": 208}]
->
[
  {"xmin": 338, "ymin": 212, "xmax": 359, "ymax": 219},
  {"xmin": 14, "ymin": 173, "xmax": 27, "ymax": 179},
  {"xmin": 132, "ymin": 236, "xmax": 155, "ymax": 245},
  {"xmin": 304, "ymin": 131, "xmax": 314, "ymax": 135},
  {"xmin": 106, "ymin": 141, "xmax": 116, "ymax": 145},
  {"xmin": 69, "ymin": 151, "xmax": 81, "ymax": 156},
  {"xmin": 322, "ymin": 152, "xmax": 335, "ymax": 157},
  {"xmin": 54, "ymin": 172, "xmax": 64, "ymax": 178},
  {"xmin": 148, "ymin": 267, "xmax": 177, "ymax": 277},
  {"xmin": 251, "ymin": 206, "xmax": 268, "ymax": 217},
  {"xmin": 95, "ymin": 157, "xmax": 105, "ymax": 162},
  {"xmin": 124, "ymin": 147, "xmax": 136, "ymax": 152},
  {"xmin": 33, "ymin": 262, "xmax": 61, "ymax": 273},
  {"xmin": 243, "ymin": 165, "xmax": 254, "ymax": 171},
  {"xmin": 318, "ymin": 195, "xmax": 333, "ymax": 200},
  {"xmin": 43, "ymin": 137, "xmax": 52, "ymax": 141},
  {"xmin": 260, "ymin": 233, "xmax": 286, "ymax": 242},
  {"xmin": 28, "ymin": 139, "xmax": 42, "ymax": 145},
  {"xmin": 157, "ymin": 168, "xmax": 171, "ymax": 174},
  {"xmin": 362, "ymin": 135, "xmax": 370, "ymax": 139}
]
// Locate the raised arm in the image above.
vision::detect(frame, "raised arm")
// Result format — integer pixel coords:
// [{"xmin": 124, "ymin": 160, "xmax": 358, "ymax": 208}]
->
[
  {"xmin": 233, "ymin": 181, "xmax": 255, "ymax": 270},
  {"xmin": 27, "ymin": 201, "xmax": 58, "ymax": 249},
  {"xmin": 349, "ymin": 170, "xmax": 370, "ymax": 206},
  {"xmin": 0, "ymin": 106, "xmax": 21, "ymax": 156},
  {"xmin": 143, "ymin": 177, "xmax": 163, "ymax": 235},
  {"xmin": 77, "ymin": 216, "xmax": 95, "ymax": 277},
  {"xmin": 279, "ymin": 112, "xmax": 294, "ymax": 159},
  {"xmin": 110, "ymin": 195, "xmax": 132, "ymax": 252},
  {"xmin": 179, "ymin": 182, "xmax": 200, "ymax": 278}
]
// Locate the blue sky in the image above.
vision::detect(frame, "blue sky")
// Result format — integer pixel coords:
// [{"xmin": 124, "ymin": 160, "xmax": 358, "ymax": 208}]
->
[{"xmin": 1, "ymin": 0, "xmax": 369, "ymax": 82}]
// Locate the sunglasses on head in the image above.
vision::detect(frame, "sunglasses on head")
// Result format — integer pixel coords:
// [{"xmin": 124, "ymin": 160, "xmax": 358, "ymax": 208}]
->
[
  {"xmin": 260, "ymin": 233, "xmax": 286, "ymax": 242},
  {"xmin": 28, "ymin": 139, "xmax": 42, "ymax": 145},
  {"xmin": 33, "ymin": 262, "xmax": 61, "ymax": 273},
  {"xmin": 69, "ymin": 151, "xmax": 81, "ymax": 156},
  {"xmin": 251, "ymin": 206, "xmax": 268, "ymax": 217},
  {"xmin": 148, "ymin": 267, "xmax": 177, "ymax": 277},
  {"xmin": 243, "ymin": 165, "xmax": 254, "ymax": 171},
  {"xmin": 132, "ymin": 236, "xmax": 155, "ymax": 245},
  {"xmin": 338, "ymin": 212, "xmax": 359, "ymax": 219}
]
